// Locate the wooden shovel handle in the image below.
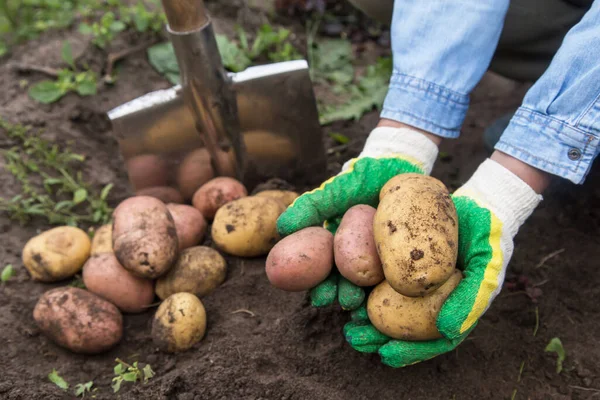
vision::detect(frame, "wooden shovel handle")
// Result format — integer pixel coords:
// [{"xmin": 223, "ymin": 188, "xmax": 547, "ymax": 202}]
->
[{"xmin": 161, "ymin": 0, "xmax": 208, "ymax": 32}]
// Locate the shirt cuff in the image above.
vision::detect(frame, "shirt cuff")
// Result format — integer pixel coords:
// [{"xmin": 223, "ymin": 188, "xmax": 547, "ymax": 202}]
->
[
  {"xmin": 380, "ymin": 72, "xmax": 470, "ymax": 139},
  {"xmin": 495, "ymin": 108, "xmax": 600, "ymax": 184}
]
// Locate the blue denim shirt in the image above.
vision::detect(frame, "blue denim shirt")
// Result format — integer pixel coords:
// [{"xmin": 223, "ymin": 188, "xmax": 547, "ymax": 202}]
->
[{"xmin": 381, "ymin": 0, "xmax": 600, "ymax": 184}]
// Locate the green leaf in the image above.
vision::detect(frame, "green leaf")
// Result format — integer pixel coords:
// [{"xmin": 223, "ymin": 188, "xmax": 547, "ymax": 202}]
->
[
  {"xmin": 147, "ymin": 42, "xmax": 180, "ymax": 84},
  {"xmin": 133, "ymin": 13, "xmax": 149, "ymax": 32},
  {"xmin": 74, "ymin": 381, "xmax": 93, "ymax": 397},
  {"xmin": 111, "ymin": 377, "xmax": 123, "ymax": 393},
  {"xmin": 29, "ymin": 81, "xmax": 65, "ymax": 104},
  {"xmin": 1, "ymin": 264, "xmax": 15, "ymax": 282},
  {"xmin": 110, "ymin": 20, "xmax": 126, "ymax": 33},
  {"xmin": 545, "ymin": 337, "xmax": 566, "ymax": 373},
  {"xmin": 142, "ymin": 364, "xmax": 155, "ymax": 381},
  {"xmin": 75, "ymin": 79, "xmax": 96, "ymax": 96},
  {"xmin": 122, "ymin": 371, "xmax": 139, "ymax": 382},
  {"xmin": 73, "ymin": 188, "xmax": 87, "ymax": 204},
  {"xmin": 100, "ymin": 183, "xmax": 113, "ymax": 200},
  {"xmin": 114, "ymin": 362, "xmax": 125, "ymax": 375},
  {"xmin": 48, "ymin": 369, "xmax": 69, "ymax": 390},
  {"xmin": 61, "ymin": 41, "xmax": 74, "ymax": 69},
  {"xmin": 78, "ymin": 23, "xmax": 93, "ymax": 35},
  {"xmin": 328, "ymin": 132, "xmax": 349, "ymax": 145},
  {"xmin": 216, "ymin": 35, "xmax": 251, "ymax": 72}
]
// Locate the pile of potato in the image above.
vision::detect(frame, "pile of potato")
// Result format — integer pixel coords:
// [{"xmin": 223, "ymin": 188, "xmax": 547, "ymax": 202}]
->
[
  {"xmin": 24, "ymin": 174, "xmax": 299, "ymax": 354},
  {"xmin": 266, "ymin": 174, "xmax": 461, "ymax": 341}
]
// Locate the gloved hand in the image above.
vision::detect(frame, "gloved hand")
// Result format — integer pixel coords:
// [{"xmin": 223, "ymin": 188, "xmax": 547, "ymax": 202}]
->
[
  {"xmin": 277, "ymin": 126, "xmax": 439, "ymax": 309},
  {"xmin": 344, "ymin": 159, "xmax": 542, "ymax": 367}
]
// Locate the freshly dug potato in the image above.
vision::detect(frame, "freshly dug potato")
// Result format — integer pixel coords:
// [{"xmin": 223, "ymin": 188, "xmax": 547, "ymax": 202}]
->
[
  {"xmin": 112, "ymin": 196, "xmax": 178, "ymax": 279},
  {"xmin": 33, "ymin": 287, "xmax": 123, "ymax": 353},
  {"xmin": 166, "ymin": 204, "xmax": 207, "ymax": 250},
  {"xmin": 374, "ymin": 174, "xmax": 458, "ymax": 297},
  {"xmin": 379, "ymin": 173, "xmax": 448, "ymax": 202},
  {"xmin": 266, "ymin": 227, "xmax": 333, "ymax": 291},
  {"xmin": 152, "ymin": 292, "xmax": 206, "ymax": 352},
  {"xmin": 334, "ymin": 205, "xmax": 383, "ymax": 287},
  {"xmin": 212, "ymin": 197, "xmax": 285, "ymax": 257},
  {"xmin": 91, "ymin": 224, "xmax": 112, "ymax": 255},
  {"xmin": 255, "ymin": 190, "xmax": 299, "ymax": 207},
  {"xmin": 83, "ymin": 253, "xmax": 155, "ymax": 313},
  {"xmin": 367, "ymin": 270, "xmax": 462, "ymax": 340},
  {"xmin": 125, "ymin": 154, "xmax": 168, "ymax": 191},
  {"xmin": 23, "ymin": 226, "xmax": 91, "ymax": 282},
  {"xmin": 177, "ymin": 148, "xmax": 214, "ymax": 201},
  {"xmin": 136, "ymin": 186, "xmax": 184, "ymax": 204},
  {"xmin": 192, "ymin": 177, "xmax": 248, "ymax": 220},
  {"xmin": 214, "ymin": 148, "xmax": 236, "ymax": 177},
  {"xmin": 156, "ymin": 246, "xmax": 226, "ymax": 299}
]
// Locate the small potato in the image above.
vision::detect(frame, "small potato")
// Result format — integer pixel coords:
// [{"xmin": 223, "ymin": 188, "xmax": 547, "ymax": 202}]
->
[
  {"xmin": 91, "ymin": 224, "xmax": 112, "ymax": 255},
  {"xmin": 177, "ymin": 148, "xmax": 214, "ymax": 201},
  {"xmin": 255, "ymin": 190, "xmax": 299, "ymax": 207},
  {"xmin": 374, "ymin": 174, "xmax": 458, "ymax": 297},
  {"xmin": 152, "ymin": 292, "xmax": 206, "ymax": 352},
  {"xmin": 212, "ymin": 197, "xmax": 285, "ymax": 257},
  {"xmin": 266, "ymin": 227, "xmax": 334, "ymax": 291},
  {"xmin": 112, "ymin": 196, "xmax": 178, "ymax": 279},
  {"xmin": 33, "ymin": 287, "xmax": 123, "ymax": 353},
  {"xmin": 367, "ymin": 270, "xmax": 462, "ymax": 341},
  {"xmin": 126, "ymin": 154, "xmax": 168, "ymax": 191},
  {"xmin": 334, "ymin": 205, "xmax": 383, "ymax": 286},
  {"xmin": 83, "ymin": 253, "xmax": 155, "ymax": 313},
  {"xmin": 192, "ymin": 177, "xmax": 248, "ymax": 220},
  {"xmin": 166, "ymin": 204, "xmax": 207, "ymax": 250},
  {"xmin": 23, "ymin": 226, "xmax": 91, "ymax": 282},
  {"xmin": 136, "ymin": 186, "xmax": 184, "ymax": 204},
  {"xmin": 156, "ymin": 246, "xmax": 227, "ymax": 299}
]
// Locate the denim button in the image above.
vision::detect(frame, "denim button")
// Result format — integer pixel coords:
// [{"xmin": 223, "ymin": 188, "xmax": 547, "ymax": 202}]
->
[{"xmin": 568, "ymin": 148, "xmax": 581, "ymax": 160}]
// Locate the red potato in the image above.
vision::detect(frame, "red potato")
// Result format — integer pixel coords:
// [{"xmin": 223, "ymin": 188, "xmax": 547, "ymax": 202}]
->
[
  {"xmin": 33, "ymin": 287, "xmax": 123, "ymax": 354},
  {"xmin": 166, "ymin": 204, "xmax": 207, "ymax": 250},
  {"xmin": 136, "ymin": 186, "xmax": 184, "ymax": 204},
  {"xmin": 112, "ymin": 196, "xmax": 179, "ymax": 279},
  {"xmin": 192, "ymin": 177, "xmax": 248, "ymax": 220},
  {"xmin": 83, "ymin": 253, "xmax": 155, "ymax": 313},
  {"xmin": 266, "ymin": 227, "xmax": 334, "ymax": 292},
  {"xmin": 214, "ymin": 148, "xmax": 236, "ymax": 177},
  {"xmin": 177, "ymin": 148, "xmax": 215, "ymax": 201},
  {"xmin": 334, "ymin": 205, "xmax": 384, "ymax": 286},
  {"xmin": 126, "ymin": 154, "xmax": 168, "ymax": 191}
]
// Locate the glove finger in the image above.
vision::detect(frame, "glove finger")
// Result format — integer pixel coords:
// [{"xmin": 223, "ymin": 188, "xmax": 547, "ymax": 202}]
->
[
  {"xmin": 345, "ymin": 323, "xmax": 390, "ymax": 350},
  {"xmin": 350, "ymin": 303, "xmax": 369, "ymax": 323},
  {"xmin": 310, "ymin": 273, "xmax": 339, "ymax": 307},
  {"xmin": 338, "ymin": 277, "xmax": 365, "ymax": 310}
]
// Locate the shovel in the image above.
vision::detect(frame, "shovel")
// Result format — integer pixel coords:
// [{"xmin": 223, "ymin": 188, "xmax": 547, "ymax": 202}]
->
[{"xmin": 107, "ymin": 0, "xmax": 326, "ymax": 201}]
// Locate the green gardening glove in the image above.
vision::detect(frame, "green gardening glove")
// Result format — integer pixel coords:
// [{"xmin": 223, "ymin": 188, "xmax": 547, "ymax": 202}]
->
[
  {"xmin": 345, "ymin": 159, "xmax": 543, "ymax": 367},
  {"xmin": 277, "ymin": 127, "xmax": 440, "ymax": 309}
]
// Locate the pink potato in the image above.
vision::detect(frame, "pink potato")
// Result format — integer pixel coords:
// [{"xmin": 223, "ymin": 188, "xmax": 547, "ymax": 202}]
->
[
  {"xmin": 126, "ymin": 154, "xmax": 168, "ymax": 191},
  {"xmin": 176, "ymin": 148, "xmax": 215, "ymax": 201},
  {"xmin": 33, "ymin": 287, "xmax": 123, "ymax": 354},
  {"xmin": 192, "ymin": 177, "xmax": 248, "ymax": 220},
  {"xmin": 266, "ymin": 227, "xmax": 334, "ymax": 292},
  {"xmin": 83, "ymin": 253, "xmax": 155, "ymax": 313},
  {"xmin": 334, "ymin": 205, "xmax": 384, "ymax": 286},
  {"xmin": 136, "ymin": 186, "xmax": 184, "ymax": 204},
  {"xmin": 166, "ymin": 203, "xmax": 208, "ymax": 250}
]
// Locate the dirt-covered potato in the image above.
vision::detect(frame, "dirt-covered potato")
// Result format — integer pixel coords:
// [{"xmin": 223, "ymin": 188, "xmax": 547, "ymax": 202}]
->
[
  {"xmin": 166, "ymin": 204, "xmax": 207, "ymax": 250},
  {"xmin": 255, "ymin": 190, "xmax": 299, "ymax": 207},
  {"xmin": 33, "ymin": 287, "xmax": 123, "ymax": 353},
  {"xmin": 156, "ymin": 246, "xmax": 227, "ymax": 299},
  {"xmin": 91, "ymin": 224, "xmax": 112, "ymax": 255},
  {"xmin": 177, "ymin": 148, "xmax": 214, "ymax": 201},
  {"xmin": 23, "ymin": 226, "xmax": 91, "ymax": 282},
  {"xmin": 367, "ymin": 270, "xmax": 462, "ymax": 340},
  {"xmin": 112, "ymin": 196, "xmax": 178, "ymax": 279},
  {"xmin": 266, "ymin": 227, "xmax": 334, "ymax": 291},
  {"xmin": 192, "ymin": 177, "xmax": 248, "ymax": 220},
  {"xmin": 83, "ymin": 253, "xmax": 155, "ymax": 313},
  {"xmin": 212, "ymin": 196, "xmax": 285, "ymax": 257},
  {"xmin": 152, "ymin": 292, "xmax": 206, "ymax": 352},
  {"xmin": 334, "ymin": 205, "xmax": 383, "ymax": 287},
  {"xmin": 374, "ymin": 174, "xmax": 458, "ymax": 297},
  {"xmin": 125, "ymin": 154, "xmax": 168, "ymax": 191},
  {"xmin": 136, "ymin": 186, "xmax": 184, "ymax": 204}
]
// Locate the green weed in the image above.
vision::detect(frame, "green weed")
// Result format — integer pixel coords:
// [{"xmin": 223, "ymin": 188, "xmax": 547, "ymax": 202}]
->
[
  {"xmin": 545, "ymin": 337, "xmax": 566, "ymax": 373},
  {"xmin": 79, "ymin": 11, "xmax": 125, "ymax": 49},
  {"xmin": 112, "ymin": 358, "xmax": 154, "ymax": 393},
  {"xmin": 1, "ymin": 264, "xmax": 15, "ymax": 282},
  {"xmin": 48, "ymin": 369, "xmax": 69, "ymax": 390}
]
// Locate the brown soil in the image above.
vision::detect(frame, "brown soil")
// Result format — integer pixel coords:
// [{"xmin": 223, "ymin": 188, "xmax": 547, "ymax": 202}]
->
[{"xmin": 1, "ymin": 2, "xmax": 599, "ymax": 400}]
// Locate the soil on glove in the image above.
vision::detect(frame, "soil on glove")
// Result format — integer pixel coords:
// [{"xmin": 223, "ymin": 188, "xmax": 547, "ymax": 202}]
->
[{"xmin": 1, "ymin": 2, "xmax": 599, "ymax": 399}]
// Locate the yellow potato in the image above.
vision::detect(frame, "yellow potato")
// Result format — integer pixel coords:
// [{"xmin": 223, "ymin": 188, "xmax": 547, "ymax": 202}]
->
[
  {"xmin": 212, "ymin": 196, "xmax": 286, "ymax": 257},
  {"xmin": 91, "ymin": 224, "xmax": 112, "ymax": 255},
  {"xmin": 156, "ymin": 246, "xmax": 227, "ymax": 299},
  {"xmin": 255, "ymin": 190, "xmax": 299, "ymax": 207},
  {"xmin": 374, "ymin": 174, "xmax": 458, "ymax": 297},
  {"xmin": 152, "ymin": 293, "xmax": 206, "ymax": 352},
  {"xmin": 23, "ymin": 226, "xmax": 91, "ymax": 282},
  {"xmin": 367, "ymin": 270, "xmax": 462, "ymax": 341}
]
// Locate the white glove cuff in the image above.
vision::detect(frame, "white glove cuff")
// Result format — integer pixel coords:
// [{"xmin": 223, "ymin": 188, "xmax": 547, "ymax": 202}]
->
[
  {"xmin": 458, "ymin": 159, "xmax": 542, "ymax": 238},
  {"xmin": 342, "ymin": 127, "xmax": 439, "ymax": 174}
]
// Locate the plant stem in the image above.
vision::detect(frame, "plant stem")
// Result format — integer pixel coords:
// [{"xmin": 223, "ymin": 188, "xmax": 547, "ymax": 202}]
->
[{"xmin": 10, "ymin": 62, "xmax": 61, "ymax": 77}]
